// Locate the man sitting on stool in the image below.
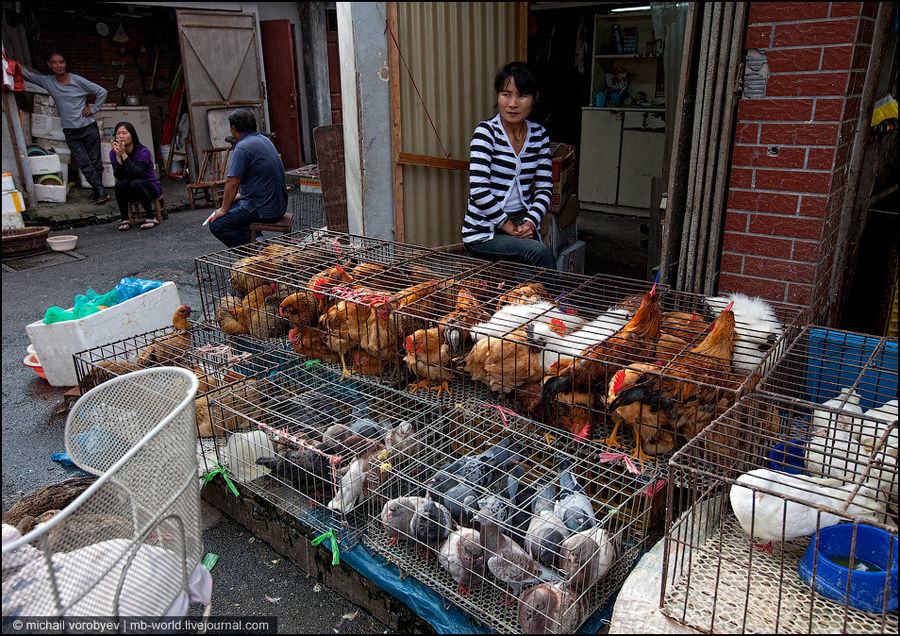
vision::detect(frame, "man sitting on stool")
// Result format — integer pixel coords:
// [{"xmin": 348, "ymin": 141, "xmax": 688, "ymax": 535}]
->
[{"xmin": 207, "ymin": 108, "xmax": 287, "ymax": 247}]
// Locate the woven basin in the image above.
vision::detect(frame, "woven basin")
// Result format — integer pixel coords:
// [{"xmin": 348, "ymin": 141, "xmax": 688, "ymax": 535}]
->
[{"xmin": 2, "ymin": 226, "xmax": 51, "ymax": 257}]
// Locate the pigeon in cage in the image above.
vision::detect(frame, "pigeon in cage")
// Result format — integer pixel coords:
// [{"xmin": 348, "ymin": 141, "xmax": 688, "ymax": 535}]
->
[
  {"xmin": 728, "ymin": 467, "xmax": 893, "ymax": 554},
  {"xmin": 803, "ymin": 387, "xmax": 864, "ymax": 480},
  {"xmin": 380, "ymin": 496, "xmax": 426, "ymax": 545},
  {"xmin": 439, "ymin": 526, "xmax": 486, "ymax": 596},
  {"xmin": 553, "ymin": 460, "xmax": 597, "ymax": 533},
  {"xmin": 471, "ymin": 463, "xmax": 527, "ymax": 530},
  {"xmin": 524, "ymin": 481, "xmax": 569, "ymax": 568},
  {"xmin": 266, "ymin": 390, "xmax": 344, "ymax": 443},
  {"xmin": 480, "ymin": 520, "xmax": 560, "ymax": 605},
  {"xmin": 255, "ymin": 446, "xmax": 336, "ymax": 501},
  {"xmin": 560, "ymin": 525, "xmax": 619, "ymax": 590},
  {"xmin": 517, "ymin": 581, "xmax": 587, "ymax": 634},
  {"xmin": 704, "ymin": 292, "xmax": 783, "ymax": 376},
  {"xmin": 439, "ymin": 452, "xmax": 524, "ymax": 526},
  {"xmin": 426, "ymin": 436, "xmax": 523, "ymax": 498},
  {"xmin": 327, "ymin": 440, "xmax": 387, "ymax": 513},
  {"xmin": 384, "ymin": 420, "xmax": 421, "ymax": 461},
  {"xmin": 409, "ymin": 496, "xmax": 453, "ymax": 559}
]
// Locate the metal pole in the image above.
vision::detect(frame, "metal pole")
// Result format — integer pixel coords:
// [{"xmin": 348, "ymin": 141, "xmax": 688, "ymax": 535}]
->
[
  {"xmin": 830, "ymin": 3, "xmax": 891, "ymax": 324},
  {"xmin": 704, "ymin": 2, "xmax": 748, "ymax": 295}
]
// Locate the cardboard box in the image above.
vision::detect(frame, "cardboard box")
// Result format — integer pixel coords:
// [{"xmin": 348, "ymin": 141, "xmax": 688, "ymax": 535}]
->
[
  {"xmin": 541, "ymin": 193, "xmax": 580, "ymax": 255},
  {"xmin": 549, "ymin": 142, "xmax": 576, "ymax": 213},
  {"xmin": 28, "ymin": 154, "xmax": 62, "ymax": 175},
  {"xmin": 26, "ymin": 282, "xmax": 183, "ymax": 386},
  {"xmin": 556, "ymin": 240, "xmax": 586, "ymax": 274}
]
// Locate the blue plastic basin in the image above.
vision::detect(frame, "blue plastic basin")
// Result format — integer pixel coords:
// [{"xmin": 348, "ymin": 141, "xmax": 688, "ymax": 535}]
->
[
  {"xmin": 767, "ymin": 439, "xmax": 806, "ymax": 474},
  {"xmin": 798, "ymin": 523, "xmax": 899, "ymax": 613}
]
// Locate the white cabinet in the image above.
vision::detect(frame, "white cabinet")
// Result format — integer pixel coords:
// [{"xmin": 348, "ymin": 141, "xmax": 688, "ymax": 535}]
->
[
  {"xmin": 578, "ymin": 107, "xmax": 665, "ymax": 212},
  {"xmin": 97, "ymin": 105, "xmax": 156, "ymax": 163}
]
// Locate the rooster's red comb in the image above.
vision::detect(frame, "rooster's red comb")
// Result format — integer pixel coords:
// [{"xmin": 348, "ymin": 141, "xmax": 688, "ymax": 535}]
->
[{"xmin": 612, "ymin": 369, "xmax": 626, "ymax": 394}]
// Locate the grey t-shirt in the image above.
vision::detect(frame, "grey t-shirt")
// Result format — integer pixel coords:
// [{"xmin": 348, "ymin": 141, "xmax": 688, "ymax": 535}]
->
[
  {"xmin": 21, "ymin": 69, "xmax": 107, "ymax": 130},
  {"xmin": 227, "ymin": 132, "xmax": 287, "ymax": 219}
]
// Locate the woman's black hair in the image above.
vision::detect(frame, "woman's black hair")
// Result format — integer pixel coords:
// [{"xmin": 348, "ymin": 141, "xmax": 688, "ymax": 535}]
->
[
  {"xmin": 113, "ymin": 121, "xmax": 144, "ymax": 150},
  {"xmin": 494, "ymin": 61, "xmax": 539, "ymax": 97}
]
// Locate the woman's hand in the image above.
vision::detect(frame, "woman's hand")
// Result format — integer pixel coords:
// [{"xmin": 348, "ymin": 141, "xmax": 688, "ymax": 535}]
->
[
  {"xmin": 499, "ymin": 220, "xmax": 517, "ymax": 236},
  {"xmin": 111, "ymin": 140, "xmax": 126, "ymax": 163},
  {"xmin": 514, "ymin": 221, "xmax": 536, "ymax": 239}
]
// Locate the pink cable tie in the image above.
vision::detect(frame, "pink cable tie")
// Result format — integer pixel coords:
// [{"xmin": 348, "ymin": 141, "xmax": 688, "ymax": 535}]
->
[
  {"xmin": 597, "ymin": 452, "xmax": 640, "ymax": 475},
  {"xmin": 481, "ymin": 403, "xmax": 518, "ymax": 427}
]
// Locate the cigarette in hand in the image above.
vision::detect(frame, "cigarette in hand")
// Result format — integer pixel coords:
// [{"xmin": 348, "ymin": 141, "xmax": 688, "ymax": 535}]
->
[{"xmin": 202, "ymin": 211, "xmax": 217, "ymax": 226}]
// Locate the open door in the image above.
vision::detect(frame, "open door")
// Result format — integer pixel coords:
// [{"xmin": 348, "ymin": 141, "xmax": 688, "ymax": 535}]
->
[
  {"xmin": 176, "ymin": 9, "xmax": 265, "ymax": 181},
  {"xmin": 260, "ymin": 19, "xmax": 303, "ymax": 169}
]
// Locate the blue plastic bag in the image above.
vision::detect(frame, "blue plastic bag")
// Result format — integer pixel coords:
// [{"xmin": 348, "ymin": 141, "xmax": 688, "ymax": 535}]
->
[{"xmin": 115, "ymin": 277, "xmax": 164, "ymax": 304}]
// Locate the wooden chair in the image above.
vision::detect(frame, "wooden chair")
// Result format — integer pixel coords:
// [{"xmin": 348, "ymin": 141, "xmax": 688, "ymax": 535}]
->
[
  {"xmin": 250, "ymin": 212, "xmax": 294, "ymax": 242},
  {"xmin": 187, "ymin": 147, "xmax": 231, "ymax": 209},
  {"xmin": 128, "ymin": 196, "xmax": 168, "ymax": 226}
]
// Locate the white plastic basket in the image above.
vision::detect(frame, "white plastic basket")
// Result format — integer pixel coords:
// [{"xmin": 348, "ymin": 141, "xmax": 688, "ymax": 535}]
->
[{"xmin": 2, "ymin": 367, "xmax": 203, "ymax": 618}]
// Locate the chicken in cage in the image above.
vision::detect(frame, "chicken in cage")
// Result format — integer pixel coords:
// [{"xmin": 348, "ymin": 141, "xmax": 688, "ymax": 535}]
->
[
  {"xmin": 73, "ymin": 318, "xmax": 296, "ymax": 441},
  {"xmin": 205, "ymin": 363, "xmax": 443, "ymax": 544},
  {"xmin": 663, "ymin": 393, "xmax": 899, "ymax": 634},
  {"xmin": 363, "ymin": 405, "xmax": 653, "ymax": 634}
]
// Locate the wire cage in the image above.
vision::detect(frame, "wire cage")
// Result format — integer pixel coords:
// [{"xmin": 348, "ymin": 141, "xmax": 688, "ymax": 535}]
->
[
  {"xmin": 393, "ymin": 266, "xmax": 807, "ymax": 479},
  {"xmin": 73, "ymin": 320, "xmax": 297, "ymax": 442},
  {"xmin": 662, "ymin": 393, "xmax": 898, "ymax": 634},
  {"xmin": 2, "ymin": 368, "xmax": 204, "ymax": 618},
  {"xmin": 287, "ymin": 185, "xmax": 325, "ymax": 231},
  {"xmin": 205, "ymin": 361, "xmax": 445, "ymax": 549},
  {"xmin": 361, "ymin": 402, "xmax": 658, "ymax": 634}
]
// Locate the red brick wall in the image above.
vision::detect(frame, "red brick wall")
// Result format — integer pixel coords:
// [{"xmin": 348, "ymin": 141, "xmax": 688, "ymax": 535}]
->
[{"xmin": 720, "ymin": 1, "xmax": 878, "ymax": 323}]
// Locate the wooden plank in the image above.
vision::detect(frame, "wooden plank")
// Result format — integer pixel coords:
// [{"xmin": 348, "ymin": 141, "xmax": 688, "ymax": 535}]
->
[
  {"xmin": 387, "ymin": 1, "xmax": 404, "ymax": 242},
  {"xmin": 397, "ymin": 152, "xmax": 469, "ymax": 171},
  {"xmin": 516, "ymin": 2, "xmax": 528, "ymax": 61}
]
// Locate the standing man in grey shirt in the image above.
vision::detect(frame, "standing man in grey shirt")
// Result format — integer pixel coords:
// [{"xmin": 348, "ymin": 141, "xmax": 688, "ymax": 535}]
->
[{"xmin": 22, "ymin": 51, "xmax": 110, "ymax": 203}]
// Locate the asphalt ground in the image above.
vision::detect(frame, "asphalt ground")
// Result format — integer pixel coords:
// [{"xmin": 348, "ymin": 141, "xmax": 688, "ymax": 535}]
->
[{"xmin": 1, "ymin": 195, "xmax": 393, "ymax": 634}]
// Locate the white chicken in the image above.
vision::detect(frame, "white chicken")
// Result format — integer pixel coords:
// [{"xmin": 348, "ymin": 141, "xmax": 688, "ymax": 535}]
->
[
  {"xmin": 705, "ymin": 292, "xmax": 783, "ymax": 376},
  {"xmin": 859, "ymin": 399, "xmax": 899, "ymax": 512},
  {"xmin": 729, "ymin": 468, "xmax": 890, "ymax": 553},
  {"xmin": 803, "ymin": 387, "xmax": 864, "ymax": 479}
]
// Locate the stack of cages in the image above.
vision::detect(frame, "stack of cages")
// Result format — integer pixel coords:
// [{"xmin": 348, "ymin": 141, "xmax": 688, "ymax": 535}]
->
[
  {"xmin": 662, "ymin": 327, "xmax": 898, "ymax": 633},
  {"xmin": 195, "ymin": 229, "xmax": 487, "ymax": 387},
  {"xmin": 72, "ymin": 320, "xmax": 298, "ymax": 472},
  {"xmin": 396, "ymin": 266, "xmax": 806, "ymax": 487},
  {"xmin": 287, "ymin": 181, "xmax": 325, "ymax": 231},
  {"xmin": 204, "ymin": 360, "xmax": 444, "ymax": 550},
  {"xmin": 362, "ymin": 399, "xmax": 655, "ymax": 633}
]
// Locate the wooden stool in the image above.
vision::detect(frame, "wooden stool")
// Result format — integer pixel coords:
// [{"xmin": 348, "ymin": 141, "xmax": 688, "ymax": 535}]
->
[
  {"xmin": 127, "ymin": 196, "xmax": 168, "ymax": 226},
  {"xmin": 249, "ymin": 212, "xmax": 294, "ymax": 242}
]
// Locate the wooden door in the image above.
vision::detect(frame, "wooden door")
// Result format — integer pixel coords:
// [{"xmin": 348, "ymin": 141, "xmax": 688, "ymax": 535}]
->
[
  {"xmin": 176, "ymin": 9, "xmax": 265, "ymax": 180},
  {"xmin": 260, "ymin": 19, "xmax": 303, "ymax": 169},
  {"xmin": 326, "ymin": 30, "xmax": 342, "ymax": 125}
]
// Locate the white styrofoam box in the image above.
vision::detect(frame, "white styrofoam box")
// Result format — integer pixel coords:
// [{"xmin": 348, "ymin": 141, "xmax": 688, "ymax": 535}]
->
[
  {"xmin": 34, "ymin": 94, "xmax": 58, "ymax": 116},
  {"xmin": 2, "ymin": 208, "xmax": 25, "ymax": 230},
  {"xmin": 34, "ymin": 183, "xmax": 68, "ymax": 203},
  {"xmin": 79, "ymin": 164, "xmax": 115, "ymax": 189},
  {"xmin": 2, "ymin": 190, "xmax": 26, "ymax": 214},
  {"xmin": 556, "ymin": 240, "xmax": 586, "ymax": 274},
  {"xmin": 101, "ymin": 142, "xmax": 111, "ymax": 164},
  {"xmin": 32, "ymin": 140, "xmax": 71, "ymax": 165},
  {"xmin": 2, "ymin": 172, "xmax": 14, "ymax": 192},
  {"xmin": 28, "ymin": 154, "xmax": 62, "ymax": 175},
  {"xmin": 31, "ymin": 113, "xmax": 66, "ymax": 141},
  {"xmin": 25, "ymin": 282, "xmax": 183, "ymax": 387}
]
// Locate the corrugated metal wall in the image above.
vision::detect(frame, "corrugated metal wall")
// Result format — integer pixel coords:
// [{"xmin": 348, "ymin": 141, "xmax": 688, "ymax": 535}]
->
[{"xmin": 396, "ymin": 2, "xmax": 520, "ymax": 247}]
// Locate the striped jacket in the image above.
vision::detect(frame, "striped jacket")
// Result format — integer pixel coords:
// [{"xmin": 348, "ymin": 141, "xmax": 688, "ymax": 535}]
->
[{"xmin": 462, "ymin": 114, "xmax": 553, "ymax": 244}]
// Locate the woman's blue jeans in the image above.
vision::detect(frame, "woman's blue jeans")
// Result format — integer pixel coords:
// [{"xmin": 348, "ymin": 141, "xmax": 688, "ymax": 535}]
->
[{"xmin": 465, "ymin": 233, "xmax": 557, "ymax": 270}]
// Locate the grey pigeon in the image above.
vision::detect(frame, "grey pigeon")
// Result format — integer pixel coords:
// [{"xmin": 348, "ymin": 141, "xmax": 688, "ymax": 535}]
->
[
  {"xmin": 381, "ymin": 496, "xmax": 426, "ymax": 545},
  {"xmin": 384, "ymin": 419, "xmax": 420, "ymax": 460},
  {"xmin": 518, "ymin": 581, "xmax": 586, "ymax": 634},
  {"xmin": 409, "ymin": 496, "xmax": 453, "ymax": 557},
  {"xmin": 426, "ymin": 436, "xmax": 522, "ymax": 497},
  {"xmin": 256, "ymin": 446, "xmax": 332, "ymax": 500},
  {"xmin": 524, "ymin": 509, "xmax": 571, "ymax": 569},
  {"xmin": 480, "ymin": 521, "xmax": 559, "ymax": 604},
  {"xmin": 560, "ymin": 526, "xmax": 619, "ymax": 590},
  {"xmin": 474, "ymin": 463, "xmax": 525, "ymax": 526},
  {"xmin": 438, "ymin": 526, "xmax": 486, "ymax": 595},
  {"xmin": 553, "ymin": 459, "xmax": 596, "ymax": 533}
]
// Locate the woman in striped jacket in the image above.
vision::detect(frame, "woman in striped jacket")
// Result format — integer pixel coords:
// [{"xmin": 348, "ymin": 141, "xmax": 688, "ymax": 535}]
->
[{"xmin": 462, "ymin": 62, "xmax": 557, "ymax": 270}]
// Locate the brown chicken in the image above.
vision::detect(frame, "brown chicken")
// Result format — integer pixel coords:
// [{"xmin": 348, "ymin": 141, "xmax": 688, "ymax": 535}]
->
[
  {"xmin": 496, "ymin": 282, "xmax": 553, "ymax": 311},
  {"xmin": 244, "ymin": 283, "xmax": 290, "ymax": 340},
  {"xmin": 516, "ymin": 383, "xmax": 596, "ymax": 441},
  {"xmin": 214, "ymin": 295, "xmax": 247, "ymax": 335},
  {"xmin": 540, "ymin": 285, "xmax": 661, "ymax": 407},
  {"xmin": 288, "ymin": 325, "xmax": 340, "ymax": 362},
  {"xmin": 403, "ymin": 326, "xmax": 454, "ymax": 396},
  {"xmin": 319, "ymin": 286, "xmax": 378, "ymax": 379},
  {"xmin": 440, "ymin": 287, "xmax": 493, "ymax": 356},
  {"xmin": 135, "ymin": 305, "xmax": 193, "ymax": 367},
  {"xmin": 81, "ymin": 360, "xmax": 144, "ymax": 390},
  {"xmin": 602, "ymin": 363, "xmax": 673, "ymax": 463},
  {"xmin": 660, "ymin": 310, "xmax": 709, "ymax": 344},
  {"xmin": 229, "ymin": 244, "xmax": 299, "ymax": 297},
  {"xmin": 279, "ymin": 290, "xmax": 319, "ymax": 330},
  {"xmin": 349, "ymin": 348, "xmax": 387, "ymax": 376},
  {"xmin": 308, "ymin": 264, "xmax": 354, "ymax": 315},
  {"xmin": 359, "ymin": 280, "xmax": 440, "ymax": 362},
  {"xmin": 605, "ymin": 302, "xmax": 740, "ymax": 462},
  {"xmin": 464, "ymin": 324, "xmax": 547, "ymax": 394}
]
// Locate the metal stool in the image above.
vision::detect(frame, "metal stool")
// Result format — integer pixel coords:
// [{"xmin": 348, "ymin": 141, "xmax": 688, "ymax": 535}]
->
[
  {"xmin": 128, "ymin": 196, "xmax": 168, "ymax": 226},
  {"xmin": 249, "ymin": 212, "xmax": 294, "ymax": 242}
]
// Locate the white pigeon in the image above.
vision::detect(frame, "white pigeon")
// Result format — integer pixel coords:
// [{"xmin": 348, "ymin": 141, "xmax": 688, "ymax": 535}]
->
[
  {"xmin": 729, "ymin": 468, "xmax": 888, "ymax": 550},
  {"xmin": 705, "ymin": 292, "xmax": 783, "ymax": 375},
  {"xmin": 438, "ymin": 526, "xmax": 485, "ymax": 595},
  {"xmin": 560, "ymin": 525, "xmax": 620, "ymax": 590},
  {"xmin": 859, "ymin": 399, "xmax": 899, "ymax": 510},
  {"xmin": 803, "ymin": 387, "xmax": 864, "ymax": 479}
]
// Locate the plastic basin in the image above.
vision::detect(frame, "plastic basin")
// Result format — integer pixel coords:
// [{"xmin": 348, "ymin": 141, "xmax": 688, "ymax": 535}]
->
[
  {"xmin": 23, "ymin": 353, "xmax": 47, "ymax": 380},
  {"xmin": 47, "ymin": 235, "xmax": 78, "ymax": 251},
  {"xmin": 767, "ymin": 439, "xmax": 806, "ymax": 474},
  {"xmin": 798, "ymin": 523, "xmax": 899, "ymax": 613}
]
